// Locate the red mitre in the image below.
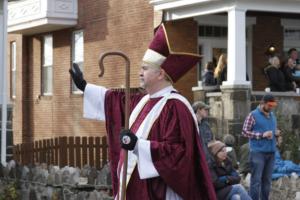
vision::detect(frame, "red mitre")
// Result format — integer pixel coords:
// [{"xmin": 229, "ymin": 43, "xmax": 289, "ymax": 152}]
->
[{"xmin": 142, "ymin": 23, "xmax": 201, "ymax": 83}]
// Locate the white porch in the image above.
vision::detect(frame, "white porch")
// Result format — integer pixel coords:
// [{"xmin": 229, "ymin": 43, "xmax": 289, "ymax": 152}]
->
[{"xmin": 150, "ymin": 0, "xmax": 300, "ymax": 89}]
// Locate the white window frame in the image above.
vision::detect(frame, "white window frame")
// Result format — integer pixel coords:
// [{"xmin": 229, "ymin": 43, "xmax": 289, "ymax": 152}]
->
[
  {"xmin": 42, "ymin": 35, "xmax": 53, "ymax": 96},
  {"xmin": 71, "ymin": 30, "xmax": 84, "ymax": 94},
  {"xmin": 10, "ymin": 41, "xmax": 16, "ymax": 99}
]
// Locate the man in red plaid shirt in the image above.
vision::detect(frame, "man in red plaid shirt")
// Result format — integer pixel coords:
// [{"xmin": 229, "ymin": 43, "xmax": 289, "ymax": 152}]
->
[{"xmin": 242, "ymin": 94, "xmax": 278, "ymax": 200}]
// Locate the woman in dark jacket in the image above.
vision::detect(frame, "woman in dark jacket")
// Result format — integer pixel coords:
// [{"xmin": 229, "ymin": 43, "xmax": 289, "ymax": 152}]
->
[
  {"xmin": 203, "ymin": 61, "xmax": 217, "ymax": 86},
  {"xmin": 265, "ymin": 56, "xmax": 288, "ymax": 91},
  {"xmin": 208, "ymin": 141, "xmax": 252, "ymax": 200},
  {"xmin": 281, "ymin": 55, "xmax": 298, "ymax": 90}
]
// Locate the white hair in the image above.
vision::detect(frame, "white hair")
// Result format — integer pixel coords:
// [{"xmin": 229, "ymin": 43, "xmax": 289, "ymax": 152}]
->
[{"xmin": 268, "ymin": 56, "xmax": 280, "ymax": 67}]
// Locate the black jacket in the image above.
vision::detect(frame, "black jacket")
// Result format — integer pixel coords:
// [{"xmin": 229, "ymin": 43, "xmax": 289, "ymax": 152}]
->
[
  {"xmin": 265, "ymin": 65, "xmax": 287, "ymax": 91},
  {"xmin": 216, "ymin": 66, "xmax": 227, "ymax": 85},
  {"xmin": 281, "ymin": 66, "xmax": 296, "ymax": 91},
  {"xmin": 209, "ymin": 158, "xmax": 241, "ymax": 200},
  {"xmin": 203, "ymin": 71, "xmax": 217, "ymax": 86}
]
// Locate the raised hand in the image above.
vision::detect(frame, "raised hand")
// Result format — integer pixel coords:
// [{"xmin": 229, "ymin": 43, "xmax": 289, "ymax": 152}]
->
[{"xmin": 69, "ymin": 63, "xmax": 87, "ymax": 91}]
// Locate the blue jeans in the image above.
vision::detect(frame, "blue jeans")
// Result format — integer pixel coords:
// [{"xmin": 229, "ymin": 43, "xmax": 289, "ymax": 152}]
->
[
  {"xmin": 249, "ymin": 151, "xmax": 275, "ymax": 200},
  {"xmin": 227, "ymin": 184, "xmax": 252, "ymax": 200}
]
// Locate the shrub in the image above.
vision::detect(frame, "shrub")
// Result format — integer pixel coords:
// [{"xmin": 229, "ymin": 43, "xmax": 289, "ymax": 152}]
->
[
  {"xmin": 276, "ymin": 114, "xmax": 300, "ymax": 163},
  {"xmin": 0, "ymin": 182, "xmax": 19, "ymax": 200}
]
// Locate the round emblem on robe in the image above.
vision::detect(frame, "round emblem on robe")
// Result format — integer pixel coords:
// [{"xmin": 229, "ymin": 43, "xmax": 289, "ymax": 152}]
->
[{"xmin": 122, "ymin": 135, "xmax": 131, "ymax": 144}]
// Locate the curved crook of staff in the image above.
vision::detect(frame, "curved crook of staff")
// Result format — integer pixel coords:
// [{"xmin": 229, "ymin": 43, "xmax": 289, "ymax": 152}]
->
[{"xmin": 98, "ymin": 51, "xmax": 130, "ymax": 200}]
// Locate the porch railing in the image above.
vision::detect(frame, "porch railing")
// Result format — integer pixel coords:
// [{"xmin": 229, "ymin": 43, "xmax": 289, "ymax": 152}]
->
[{"xmin": 13, "ymin": 136, "xmax": 109, "ymax": 169}]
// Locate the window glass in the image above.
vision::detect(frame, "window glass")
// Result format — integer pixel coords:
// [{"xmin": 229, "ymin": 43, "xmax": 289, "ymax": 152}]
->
[
  {"xmin": 72, "ymin": 30, "xmax": 84, "ymax": 93},
  {"xmin": 199, "ymin": 25, "xmax": 227, "ymax": 38},
  {"xmin": 42, "ymin": 35, "xmax": 53, "ymax": 95},
  {"xmin": 284, "ymin": 29, "xmax": 300, "ymax": 40},
  {"xmin": 11, "ymin": 42, "xmax": 16, "ymax": 99}
]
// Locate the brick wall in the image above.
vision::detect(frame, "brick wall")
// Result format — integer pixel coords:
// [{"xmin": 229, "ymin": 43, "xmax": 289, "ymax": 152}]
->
[
  {"xmin": 9, "ymin": 0, "xmax": 154, "ymax": 144},
  {"xmin": 252, "ymin": 14, "xmax": 284, "ymax": 91},
  {"xmin": 6, "ymin": 34, "xmax": 23, "ymax": 144},
  {"xmin": 8, "ymin": 0, "xmax": 199, "ymax": 144}
]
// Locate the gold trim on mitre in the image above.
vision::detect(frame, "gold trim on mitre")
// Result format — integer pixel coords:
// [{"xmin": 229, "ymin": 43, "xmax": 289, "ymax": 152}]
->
[{"xmin": 161, "ymin": 23, "xmax": 202, "ymax": 58}]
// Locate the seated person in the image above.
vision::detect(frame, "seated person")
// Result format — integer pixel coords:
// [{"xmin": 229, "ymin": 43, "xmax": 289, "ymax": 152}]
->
[
  {"xmin": 272, "ymin": 131, "xmax": 300, "ymax": 180},
  {"xmin": 238, "ymin": 142, "xmax": 250, "ymax": 177},
  {"xmin": 264, "ymin": 56, "xmax": 288, "ymax": 91},
  {"xmin": 223, "ymin": 134, "xmax": 238, "ymax": 169},
  {"xmin": 208, "ymin": 140, "xmax": 251, "ymax": 200},
  {"xmin": 202, "ymin": 61, "xmax": 217, "ymax": 86}
]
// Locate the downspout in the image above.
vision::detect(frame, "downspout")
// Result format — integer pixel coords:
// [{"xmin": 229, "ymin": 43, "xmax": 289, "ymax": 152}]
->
[{"xmin": 0, "ymin": 0, "xmax": 8, "ymax": 166}]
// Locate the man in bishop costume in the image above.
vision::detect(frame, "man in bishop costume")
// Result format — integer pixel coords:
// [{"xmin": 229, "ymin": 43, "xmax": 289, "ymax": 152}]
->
[{"xmin": 70, "ymin": 22, "xmax": 216, "ymax": 200}]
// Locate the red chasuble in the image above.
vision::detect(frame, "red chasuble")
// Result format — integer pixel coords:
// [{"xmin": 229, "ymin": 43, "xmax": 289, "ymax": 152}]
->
[{"xmin": 104, "ymin": 90, "xmax": 216, "ymax": 200}]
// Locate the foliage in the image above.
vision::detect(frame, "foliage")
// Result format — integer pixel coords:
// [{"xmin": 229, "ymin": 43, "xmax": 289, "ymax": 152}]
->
[
  {"xmin": 276, "ymin": 113, "xmax": 300, "ymax": 163},
  {"xmin": 52, "ymin": 191, "xmax": 59, "ymax": 200},
  {"xmin": 280, "ymin": 131, "xmax": 300, "ymax": 163},
  {"xmin": 0, "ymin": 181, "xmax": 19, "ymax": 200}
]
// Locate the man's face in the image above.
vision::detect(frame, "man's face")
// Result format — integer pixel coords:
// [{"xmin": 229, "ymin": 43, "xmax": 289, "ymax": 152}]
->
[
  {"xmin": 262, "ymin": 102, "xmax": 275, "ymax": 113},
  {"xmin": 139, "ymin": 65, "xmax": 161, "ymax": 89}
]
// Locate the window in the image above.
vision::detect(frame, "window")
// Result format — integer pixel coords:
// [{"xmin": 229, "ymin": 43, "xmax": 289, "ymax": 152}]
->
[
  {"xmin": 283, "ymin": 28, "xmax": 300, "ymax": 59},
  {"xmin": 282, "ymin": 19, "xmax": 300, "ymax": 56},
  {"xmin": 199, "ymin": 25, "xmax": 227, "ymax": 38},
  {"xmin": 71, "ymin": 30, "xmax": 84, "ymax": 93},
  {"xmin": 42, "ymin": 35, "xmax": 53, "ymax": 95},
  {"xmin": 10, "ymin": 42, "xmax": 16, "ymax": 99},
  {"xmin": 284, "ymin": 29, "xmax": 300, "ymax": 40}
]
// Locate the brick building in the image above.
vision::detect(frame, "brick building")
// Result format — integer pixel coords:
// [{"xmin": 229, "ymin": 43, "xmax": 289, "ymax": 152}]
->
[
  {"xmin": 6, "ymin": 0, "xmax": 300, "ymax": 148},
  {"xmin": 6, "ymin": 0, "xmax": 198, "ymax": 145}
]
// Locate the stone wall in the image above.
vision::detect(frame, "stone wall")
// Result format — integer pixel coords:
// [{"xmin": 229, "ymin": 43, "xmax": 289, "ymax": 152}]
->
[
  {"xmin": 1, "ymin": 160, "xmax": 299, "ymax": 199},
  {"xmin": 193, "ymin": 86, "xmax": 251, "ymax": 147},
  {"xmin": 193, "ymin": 88, "xmax": 300, "ymax": 158},
  {"xmin": 241, "ymin": 173, "xmax": 300, "ymax": 200},
  {"xmin": 0, "ymin": 160, "xmax": 113, "ymax": 200}
]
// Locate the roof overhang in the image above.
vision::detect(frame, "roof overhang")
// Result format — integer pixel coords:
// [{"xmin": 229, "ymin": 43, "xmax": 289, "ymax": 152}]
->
[
  {"xmin": 8, "ymin": 0, "xmax": 78, "ymax": 35},
  {"xmin": 150, "ymin": 0, "xmax": 300, "ymax": 20}
]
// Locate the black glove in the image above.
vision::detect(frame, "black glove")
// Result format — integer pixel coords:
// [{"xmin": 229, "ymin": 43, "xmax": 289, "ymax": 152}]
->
[
  {"xmin": 120, "ymin": 129, "xmax": 138, "ymax": 151},
  {"xmin": 69, "ymin": 63, "xmax": 87, "ymax": 91}
]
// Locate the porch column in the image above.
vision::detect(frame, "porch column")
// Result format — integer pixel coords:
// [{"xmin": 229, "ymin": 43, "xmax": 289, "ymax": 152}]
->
[
  {"xmin": 0, "ymin": 0, "xmax": 8, "ymax": 165},
  {"xmin": 222, "ymin": 8, "xmax": 250, "ymax": 87},
  {"xmin": 219, "ymin": 8, "xmax": 250, "ymax": 143}
]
